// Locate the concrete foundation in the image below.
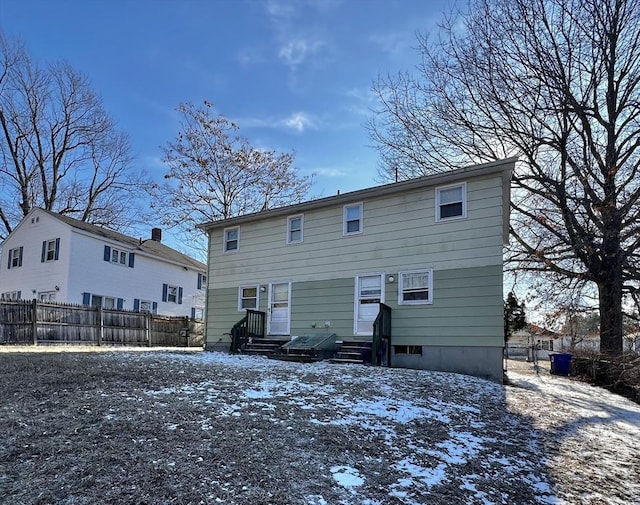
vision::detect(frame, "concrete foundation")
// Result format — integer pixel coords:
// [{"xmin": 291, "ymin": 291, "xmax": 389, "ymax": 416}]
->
[{"xmin": 392, "ymin": 345, "xmax": 504, "ymax": 383}]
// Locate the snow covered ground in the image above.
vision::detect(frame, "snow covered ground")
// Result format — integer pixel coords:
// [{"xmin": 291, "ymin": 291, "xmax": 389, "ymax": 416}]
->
[
  {"xmin": 146, "ymin": 351, "xmax": 640, "ymax": 504},
  {"xmin": 505, "ymin": 360, "xmax": 640, "ymax": 505},
  {"xmin": 1, "ymin": 349, "xmax": 638, "ymax": 504}
]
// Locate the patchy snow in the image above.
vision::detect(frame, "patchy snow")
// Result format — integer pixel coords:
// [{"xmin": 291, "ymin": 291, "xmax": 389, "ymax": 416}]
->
[
  {"xmin": 137, "ymin": 352, "xmax": 640, "ymax": 504},
  {"xmin": 331, "ymin": 465, "xmax": 365, "ymax": 488},
  {"xmin": 5, "ymin": 347, "xmax": 636, "ymax": 504}
]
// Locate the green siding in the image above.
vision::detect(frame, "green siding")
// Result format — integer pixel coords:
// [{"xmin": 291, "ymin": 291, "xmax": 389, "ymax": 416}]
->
[
  {"xmin": 291, "ymin": 277, "xmax": 354, "ymax": 337},
  {"xmin": 206, "ymin": 175, "xmax": 505, "ymax": 288},
  {"xmin": 206, "ymin": 265, "xmax": 503, "ymax": 348},
  {"xmin": 206, "ymin": 287, "xmax": 241, "ymax": 345}
]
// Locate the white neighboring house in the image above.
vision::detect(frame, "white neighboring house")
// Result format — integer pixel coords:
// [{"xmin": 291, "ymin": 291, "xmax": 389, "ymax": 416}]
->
[{"xmin": 0, "ymin": 208, "xmax": 206, "ymax": 318}]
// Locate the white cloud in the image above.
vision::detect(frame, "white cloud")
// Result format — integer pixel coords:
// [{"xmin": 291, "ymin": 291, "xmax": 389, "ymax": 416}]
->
[
  {"xmin": 232, "ymin": 112, "xmax": 318, "ymax": 133},
  {"xmin": 346, "ymin": 87, "xmax": 377, "ymax": 103},
  {"xmin": 368, "ymin": 30, "xmax": 416, "ymax": 59},
  {"xmin": 236, "ymin": 47, "xmax": 266, "ymax": 66},
  {"xmin": 313, "ymin": 166, "xmax": 348, "ymax": 178},
  {"xmin": 265, "ymin": 0, "xmax": 297, "ymax": 19},
  {"xmin": 278, "ymin": 38, "xmax": 325, "ymax": 68},
  {"xmin": 282, "ymin": 112, "xmax": 315, "ymax": 132}
]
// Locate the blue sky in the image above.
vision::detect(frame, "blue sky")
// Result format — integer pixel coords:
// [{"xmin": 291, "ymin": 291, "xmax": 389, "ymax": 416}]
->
[{"xmin": 1, "ymin": 0, "xmax": 448, "ymax": 197}]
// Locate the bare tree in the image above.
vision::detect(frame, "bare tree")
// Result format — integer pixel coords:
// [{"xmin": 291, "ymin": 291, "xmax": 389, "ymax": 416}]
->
[
  {"xmin": 154, "ymin": 101, "xmax": 313, "ymax": 253},
  {"xmin": 367, "ymin": 0, "xmax": 640, "ymax": 355},
  {"xmin": 0, "ymin": 33, "xmax": 148, "ymax": 238}
]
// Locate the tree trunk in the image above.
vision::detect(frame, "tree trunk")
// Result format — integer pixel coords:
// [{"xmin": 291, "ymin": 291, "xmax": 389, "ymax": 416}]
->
[{"xmin": 598, "ymin": 276, "xmax": 623, "ymax": 355}]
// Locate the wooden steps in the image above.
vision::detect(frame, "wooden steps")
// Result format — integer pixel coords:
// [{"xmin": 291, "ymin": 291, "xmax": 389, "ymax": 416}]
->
[
  {"xmin": 241, "ymin": 336, "xmax": 375, "ymax": 366},
  {"xmin": 243, "ymin": 337, "xmax": 289, "ymax": 356},
  {"xmin": 330, "ymin": 340, "xmax": 372, "ymax": 365}
]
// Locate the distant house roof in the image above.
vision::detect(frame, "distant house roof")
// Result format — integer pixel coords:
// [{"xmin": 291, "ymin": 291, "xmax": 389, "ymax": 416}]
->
[
  {"xmin": 197, "ymin": 157, "xmax": 516, "ymax": 244},
  {"xmin": 513, "ymin": 323, "xmax": 559, "ymax": 339},
  {"xmin": 38, "ymin": 209, "xmax": 205, "ymax": 271}
]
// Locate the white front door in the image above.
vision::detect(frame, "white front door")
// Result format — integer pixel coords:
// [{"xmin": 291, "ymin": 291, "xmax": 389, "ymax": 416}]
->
[
  {"xmin": 268, "ymin": 282, "xmax": 291, "ymax": 335},
  {"xmin": 355, "ymin": 274, "xmax": 384, "ymax": 335}
]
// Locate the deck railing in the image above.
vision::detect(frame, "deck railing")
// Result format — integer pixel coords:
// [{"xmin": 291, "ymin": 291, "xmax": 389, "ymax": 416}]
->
[
  {"xmin": 372, "ymin": 303, "xmax": 392, "ymax": 366},
  {"xmin": 230, "ymin": 309, "xmax": 266, "ymax": 353}
]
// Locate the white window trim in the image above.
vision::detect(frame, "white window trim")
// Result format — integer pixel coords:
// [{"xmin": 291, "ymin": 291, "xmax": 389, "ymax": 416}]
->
[
  {"xmin": 44, "ymin": 239, "xmax": 57, "ymax": 262},
  {"xmin": 353, "ymin": 272, "xmax": 385, "ymax": 336},
  {"xmin": 139, "ymin": 300, "xmax": 153, "ymax": 313},
  {"xmin": 10, "ymin": 247, "xmax": 21, "ymax": 268},
  {"xmin": 167, "ymin": 285, "xmax": 178, "ymax": 304},
  {"xmin": 89, "ymin": 294, "xmax": 115, "ymax": 308},
  {"xmin": 435, "ymin": 182, "xmax": 467, "ymax": 222},
  {"xmin": 38, "ymin": 291, "xmax": 57, "ymax": 302},
  {"xmin": 223, "ymin": 226, "xmax": 240, "ymax": 253},
  {"xmin": 267, "ymin": 281, "xmax": 292, "ymax": 336},
  {"xmin": 237, "ymin": 284, "xmax": 260, "ymax": 312},
  {"xmin": 110, "ymin": 247, "xmax": 128, "ymax": 265},
  {"xmin": 398, "ymin": 268, "xmax": 433, "ymax": 305},
  {"xmin": 286, "ymin": 214, "xmax": 304, "ymax": 244},
  {"xmin": 343, "ymin": 202, "xmax": 364, "ymax": 236}
]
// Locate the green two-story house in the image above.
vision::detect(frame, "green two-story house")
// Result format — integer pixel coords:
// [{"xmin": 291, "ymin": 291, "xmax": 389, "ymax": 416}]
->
[{"xmin": 199, "ymin": 158, "xmax": 514, "ymax": 381}]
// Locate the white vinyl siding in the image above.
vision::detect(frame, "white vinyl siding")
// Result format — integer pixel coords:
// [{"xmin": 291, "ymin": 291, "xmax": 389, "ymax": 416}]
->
[
  {"xmin": 436, "ymin": 182, "xmax": 467, "ymax": 221},
  {"xmin": 399, "ymin": 269, "xmax": 433, "ymax": 305}
]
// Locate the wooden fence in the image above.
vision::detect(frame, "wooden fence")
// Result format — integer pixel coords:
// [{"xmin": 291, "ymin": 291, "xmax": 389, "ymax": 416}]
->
[{"xmin": 0, "ymin": 300, "xmax": 204, "ymax": 347}]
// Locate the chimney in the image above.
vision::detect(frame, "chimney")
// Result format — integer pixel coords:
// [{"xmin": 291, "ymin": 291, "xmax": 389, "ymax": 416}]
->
[{"xmin": 151, "ymin": 228, "xmax": 162, "ymax": 242}]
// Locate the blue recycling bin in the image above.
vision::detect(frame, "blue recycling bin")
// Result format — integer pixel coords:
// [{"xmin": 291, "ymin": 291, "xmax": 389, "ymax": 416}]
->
[{"xmin": 550, "ymin": 353, "xmax": 572, "ymax": 376}]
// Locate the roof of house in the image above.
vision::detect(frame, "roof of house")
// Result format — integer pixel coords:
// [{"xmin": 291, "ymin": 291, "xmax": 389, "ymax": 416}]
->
[
  {"xmin": 514, "ymin": 323, "xmax": 559, "ymax": 338},
  {"xmin": 197, "ymin": 157, "xmax": 516, "ymax": 243},
  {"xmin": 38, "ymin": 209, "xmax": 205, "ymax": 270}
]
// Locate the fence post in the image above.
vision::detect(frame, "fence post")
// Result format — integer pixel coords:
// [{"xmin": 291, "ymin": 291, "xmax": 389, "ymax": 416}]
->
[
  {"xmin": 146, "ymin": 313, "xmax": 152, "ymax": 347},
  {"xmin": 32, "ymin": 299, "xmax": 38, "ymax": 346},
  {"xmin": 97, "ymin": 305, "xmax": 103, "ymax": 346}
]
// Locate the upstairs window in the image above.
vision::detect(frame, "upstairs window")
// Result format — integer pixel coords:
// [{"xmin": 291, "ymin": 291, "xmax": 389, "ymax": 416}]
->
[
  {"xmin": 343, "ymin": 203, "xmax": 363, "ymax": 235},
  {"xmin": 111, "ymin": 248, "xmax": 127, "ymax": 265},
  {"xmin": 7, "ymin": 247, "xmax": 23, "ymax": 269},
  {"xmin": 104, "ymin": 246, "xmax": 135, "ymax": 267},
  {"xmin": 162, "ymin": 283, "xmax": 183, "ymax": 304},
  {"xmin": 41, "ymin": 238, "xmax": 60, "ymax": 262},
  {"xmin": 224, "ymin": 226, "xmax": 239, "ymax": 252},
  {"xmin": 287, "ymin": 215, "xmax": 304, "ymax": 244},
  {"xmin": 198, "ymin": 273, "xmax": 207, "ymax": 290},
  {"xmin": 436, "ymin": 183, "xmax": 467, "ymax": 221},
  {"xmin": 399, "ymin": 269, "xmax": 433, "ymax": 305}
]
